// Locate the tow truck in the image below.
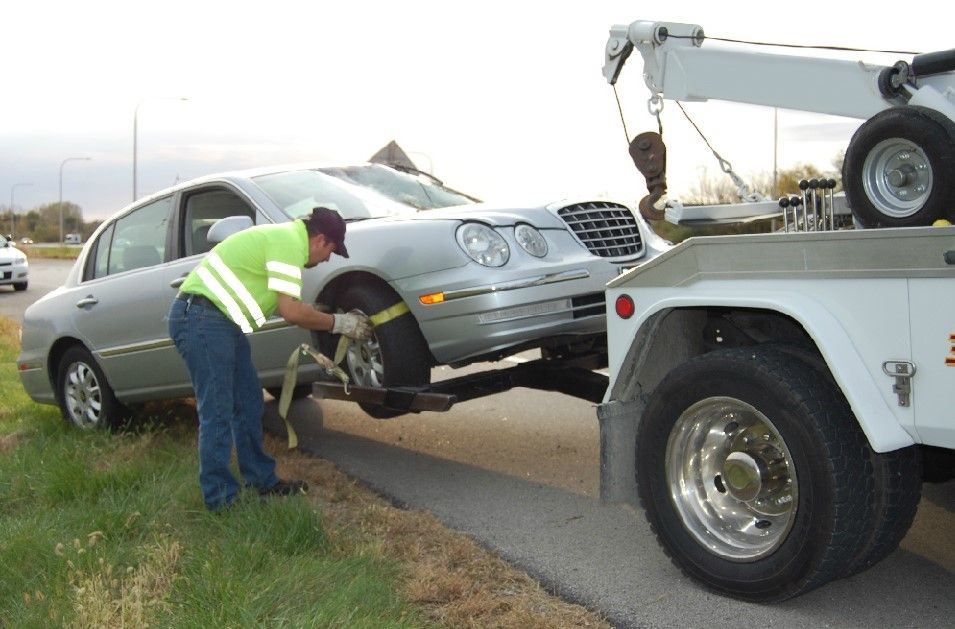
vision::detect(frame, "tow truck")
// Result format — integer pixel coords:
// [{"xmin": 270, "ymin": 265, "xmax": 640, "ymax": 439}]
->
[{"xmin": 597, "ymin": 20, "xmax": 955, "ymax": 601}]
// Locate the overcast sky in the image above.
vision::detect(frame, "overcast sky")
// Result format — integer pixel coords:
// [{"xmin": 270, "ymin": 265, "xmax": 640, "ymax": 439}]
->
[{"xmin": 1, "ymin": 0, "xmax": 947, "ymax": 223}]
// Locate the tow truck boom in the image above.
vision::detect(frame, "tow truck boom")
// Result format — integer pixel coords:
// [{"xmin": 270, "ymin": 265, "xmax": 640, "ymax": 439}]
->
[{"xmin": 603, "ymin": 20, "xmax": 955, "ymax": 122}]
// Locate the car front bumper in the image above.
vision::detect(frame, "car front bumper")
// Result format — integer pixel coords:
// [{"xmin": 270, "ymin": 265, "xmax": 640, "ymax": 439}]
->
[
  {"xmin": 0, "ymin": 259, "xmax": 28, "ymax": 286},
  {"xmin": 396, "ymin": 249, "xmax": 641, "ymax": 365}
]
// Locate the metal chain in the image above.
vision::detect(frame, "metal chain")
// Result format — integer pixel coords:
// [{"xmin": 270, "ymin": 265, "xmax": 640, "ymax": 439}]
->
[
  {"xmin": 675, "ymin": 101, "xmax": 754, "ymax": 199},
  {"xmin": 612, "ymin": 84, "xmax": 630, "ymax": 145},
  {"xmin": 647, "ymin": 95, "xmax": 664, "ymax": 136}
]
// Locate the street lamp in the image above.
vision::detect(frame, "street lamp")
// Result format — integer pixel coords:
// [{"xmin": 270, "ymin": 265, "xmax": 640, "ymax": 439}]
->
[
  {"xmin": 133, "ymin": 96, "xmax": 189, "ymax": 201},
  {"xmin": 10, "ymin": 182, "xmax": 33, "ymax": 238},
  {"xmin": 60, "ymin": 157, "xmax": 92, "ymax": 244}
]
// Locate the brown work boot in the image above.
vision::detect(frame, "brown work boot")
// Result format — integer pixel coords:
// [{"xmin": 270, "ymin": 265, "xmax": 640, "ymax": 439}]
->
[{"xmin": 259, "ymin": 479, "xmax": 309, "ymax": 496}]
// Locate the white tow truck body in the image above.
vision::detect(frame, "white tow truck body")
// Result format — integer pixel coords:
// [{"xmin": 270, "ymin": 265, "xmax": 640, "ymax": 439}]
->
[
  {"xmin": 596, "ymin": 19, "xmax": 955, "ymax": 602},
  {"xmin": 604, "ymin": 226, "xmax": 955, "ymax": 453}
]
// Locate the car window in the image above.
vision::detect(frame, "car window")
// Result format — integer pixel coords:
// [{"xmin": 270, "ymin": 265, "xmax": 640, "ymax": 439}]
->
[
  {"xmin": 83, "ymin": 223, "xmax": 115, "ymax": 282},
  {"xmin": 107, "ymin": 196, "xmax": 173, "ymax": 275},
  {"xmin": 180, "ymin": 188, "xmax": 254, "ymax": 258},
  {"xmin": 320, "ymin": 164, "xmax": 477, "ymax": 210},
  {"xmin": 252, "ymin": 169, "xmax": 415, "ymax": 220}
]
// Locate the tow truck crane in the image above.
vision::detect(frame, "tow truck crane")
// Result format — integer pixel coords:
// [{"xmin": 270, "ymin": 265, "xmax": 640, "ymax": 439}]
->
[
  {"xmin": 603, "ymin": 19, "xmax": 955, "ymax": 228},
  {"xmin": 598, "ymin": 20, "xmax": 955, "ymax": 601}
]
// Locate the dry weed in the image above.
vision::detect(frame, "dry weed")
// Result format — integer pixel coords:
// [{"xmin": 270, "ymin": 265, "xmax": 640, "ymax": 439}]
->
[
  {"xmin": 269, "ymin": 437, "xmax": 611, "ymax": 628},
  {"xmin": 63, "ymin": 534, "xmax": 181, "ymax": 628}
]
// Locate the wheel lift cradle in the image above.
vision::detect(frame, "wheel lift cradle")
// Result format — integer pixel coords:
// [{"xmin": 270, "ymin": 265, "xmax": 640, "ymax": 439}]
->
[{"xmin": 311, "ymin": 352, "xmax": 610, "ymax": 412}]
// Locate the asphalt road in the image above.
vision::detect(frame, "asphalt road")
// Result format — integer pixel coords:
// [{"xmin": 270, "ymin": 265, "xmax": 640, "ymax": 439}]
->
[
  {"xmin": 0, "ymin": 257, "xmax": 73, "ymax": 323},
  {"xmin": 13, "ymin": 259, "xmax": 955, "ymax": 628}
]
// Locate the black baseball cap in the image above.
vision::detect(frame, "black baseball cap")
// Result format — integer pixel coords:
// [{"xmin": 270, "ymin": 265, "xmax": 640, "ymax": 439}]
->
[{"xmin": 303, "ymin": 206, "xmax": 349, "ymax": 258}]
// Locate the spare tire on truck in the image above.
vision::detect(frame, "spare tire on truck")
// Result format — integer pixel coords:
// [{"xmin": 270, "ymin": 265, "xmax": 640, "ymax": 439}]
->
[{"xmin": 843, "ymin": 106, "xmax": 955, "ymax": 227}]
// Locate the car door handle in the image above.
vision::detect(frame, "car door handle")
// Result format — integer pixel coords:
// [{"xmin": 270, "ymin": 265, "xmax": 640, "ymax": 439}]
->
[
  {"xmin": 945, "ymin": 250, "xmax": 955, "ymax": 265},
  {"xmin": 169, "ymin": 275, "xmax": 187, "ymax": 288},
  {"xmin": 75, "ymin": 296, "xmax": 98, "ymax": 308}
]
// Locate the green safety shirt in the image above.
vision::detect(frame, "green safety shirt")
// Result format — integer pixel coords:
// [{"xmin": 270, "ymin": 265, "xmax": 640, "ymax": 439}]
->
[{"xmin": 179, "ymin": 220, "xmax": 308, "ymax": 333}]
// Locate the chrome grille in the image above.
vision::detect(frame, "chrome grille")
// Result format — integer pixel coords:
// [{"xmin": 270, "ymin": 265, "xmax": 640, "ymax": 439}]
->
[{"xmin": 557, "ymin": 202, "xmax": 642, "ymax": 258}]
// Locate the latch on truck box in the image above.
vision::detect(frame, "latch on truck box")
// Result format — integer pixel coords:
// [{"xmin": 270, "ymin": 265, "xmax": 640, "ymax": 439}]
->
[{"xmin": 882, "ymin": 361, "xmax": 916, "ymax": 407}]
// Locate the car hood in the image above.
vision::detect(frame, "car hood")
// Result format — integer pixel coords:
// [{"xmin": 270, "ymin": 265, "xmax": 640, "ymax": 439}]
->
[{"xmin": 399, "ymin": 202, "xmax": 571, "ymax": 229}]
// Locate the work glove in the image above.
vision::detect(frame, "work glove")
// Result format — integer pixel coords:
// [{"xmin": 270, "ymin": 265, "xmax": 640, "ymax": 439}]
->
[{"xmin": 332, "ymin": 311, "xmax": 373, "ymax": 341}]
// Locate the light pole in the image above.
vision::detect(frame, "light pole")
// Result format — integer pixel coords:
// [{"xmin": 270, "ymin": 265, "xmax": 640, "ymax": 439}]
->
[
  {"xmin": 10, "ymin": 182, "xmax": 33, "ymax": 238},
  {"xmin": 60, "ymin": 157, "xmax": 92, "ymax": 244},
  {"xmin": 133, "ymin": 96, "xmax": 189, "ymax": 201}
]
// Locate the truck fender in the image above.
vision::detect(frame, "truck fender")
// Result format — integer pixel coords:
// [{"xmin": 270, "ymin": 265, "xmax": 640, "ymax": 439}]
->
[{"xmin": 610, "ymin": 294, "xmax": 916, "ymax": 453}]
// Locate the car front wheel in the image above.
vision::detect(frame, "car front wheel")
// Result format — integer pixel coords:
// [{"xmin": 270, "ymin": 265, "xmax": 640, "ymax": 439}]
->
[
  {"xmin": 56, "ymin": 346, "xmax": 129, "ymax": 430},
  {"xmin": 13, "ymin": 282, "xmax": 27, "ymax": 291},
  {"xmin": 636, "ymin": 347, "xmax": 873, "ymax": 601},
  {"xmin": 316, "ymin": 282, "xmax": 431, "ymax": 419}
]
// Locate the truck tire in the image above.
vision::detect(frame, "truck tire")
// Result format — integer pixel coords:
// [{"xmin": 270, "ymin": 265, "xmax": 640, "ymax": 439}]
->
[
  {"xmin": 636, "ymin": 346, "xmax": 873, "ymax": 602},
  {"xmin": 56, "ymin": 346, "xmax": 130, "ymax": 430},
  {"xmin": 315, "ymin": 282, "xmax": 431, "ymax": 419},
  {"xmin": 843, "ymin": 106, "xmax": 955, "ymax": 227},
  {"xmin": 844, "ymin": 445, "xmax": 922, "ymax": 576},
  {"xmin": 765, "ymin": 343, "xmax": 922, "ymax": 577}
]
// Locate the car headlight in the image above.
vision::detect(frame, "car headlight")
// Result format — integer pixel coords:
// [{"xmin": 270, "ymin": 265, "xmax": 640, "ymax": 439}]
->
[
  {"xmin": 455, "ymin": 223, "xmax": 509, "ymax": 267},
  {"xmin": 14, "ymin": 255, "xmax": 26, "ymax": 264},
  {"xmin": 514, "ymin": 223, "xmax": 547, "ymax": 258}
]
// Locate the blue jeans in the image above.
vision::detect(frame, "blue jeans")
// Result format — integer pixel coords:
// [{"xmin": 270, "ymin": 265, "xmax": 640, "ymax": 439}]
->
[{"xmin": 168, "ymin": 296, "xmax": 278, "ymax": 510}]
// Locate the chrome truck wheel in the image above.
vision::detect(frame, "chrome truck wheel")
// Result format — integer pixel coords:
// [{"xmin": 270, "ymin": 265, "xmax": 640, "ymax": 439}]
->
[
  {"xmin": 635, "ymin": 346, "xmax": 874, "ymax": 601},
  {"xmin": 666, "ymin": 397, "xmax": 797, "ymax": 561},
  {"xmin": 843, "ymin": 106, "xmax": 955, "ymax": 227}
]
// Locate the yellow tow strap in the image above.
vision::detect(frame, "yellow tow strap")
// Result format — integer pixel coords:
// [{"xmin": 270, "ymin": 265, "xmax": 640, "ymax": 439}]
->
[
  {"xmin": 278, "ymin": 300, "xmax": 411, "ymax": 449},
  {"xmin": 278, "ymin": 344, "xmax": 348, "ymax": 449},
  {"xmin": 332, "ymin": 301, "xmax": 411, "ymax": 365}
]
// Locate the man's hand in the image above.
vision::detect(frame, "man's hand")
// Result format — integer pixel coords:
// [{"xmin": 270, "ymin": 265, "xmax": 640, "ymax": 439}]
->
[{"xmin": 332, "ymin": 311, "xmax": 373, "ymax": 340}]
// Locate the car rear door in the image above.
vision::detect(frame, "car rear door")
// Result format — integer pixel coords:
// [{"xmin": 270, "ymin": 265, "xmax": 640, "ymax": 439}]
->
[{"xmin": 72, "ymin": 196, "xmax": 181, "ymax": 398}]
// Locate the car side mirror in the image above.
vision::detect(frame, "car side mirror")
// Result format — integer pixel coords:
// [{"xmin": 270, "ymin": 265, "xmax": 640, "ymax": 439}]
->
[{"xmin": 207, "ymin": 216, "xmax": 254, "ymax": 244}]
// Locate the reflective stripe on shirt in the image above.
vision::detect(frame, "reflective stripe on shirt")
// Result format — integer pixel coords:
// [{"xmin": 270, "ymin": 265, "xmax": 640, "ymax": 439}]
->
[
  {"xmin": 208, "ymin": 252, "xmax": 267, "ymax": 328},
  {"xmin": 266, "ymin": 260, "xmax": 302, "ymax": 280},
  {"xmin": 196, "ymin": 267, "xmax": 254, "ymax": 333},
  {"xmin": 267, "ymin": 277, "xmax": 301, "ymax": 296}
]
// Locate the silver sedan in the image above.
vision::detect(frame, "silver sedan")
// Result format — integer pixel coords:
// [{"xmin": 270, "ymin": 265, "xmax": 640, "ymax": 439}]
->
[{"xmin": 18, "ymin": 162, "xmax": 668, "ymax": 427}]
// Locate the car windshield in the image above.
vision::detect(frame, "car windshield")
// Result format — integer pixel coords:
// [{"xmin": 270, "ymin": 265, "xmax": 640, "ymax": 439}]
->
[
  {"xmin": 0, "ymin": 235, "xmax": 7, "ymax": 247},
  {"xmin": 319, "ymin": 164, "xmax": 477, "ymax": 210},
  {"xmin": 252, "ymin": 169, "xmax": 419, "ymax": 220}
]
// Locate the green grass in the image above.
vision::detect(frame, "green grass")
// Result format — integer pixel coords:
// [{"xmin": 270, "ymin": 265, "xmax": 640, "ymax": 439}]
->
[
  {"xmin": 18, "ymin": 245, "xmax": 82, "ymax": 260},
  {"xmin": 0, "ymin": 319, "xmax": 426, "ymax": 628}
]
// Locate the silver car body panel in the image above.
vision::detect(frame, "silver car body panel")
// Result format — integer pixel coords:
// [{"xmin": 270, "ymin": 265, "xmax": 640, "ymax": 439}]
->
[{"xmin": 18, "ymin": 162, "xmax": 668, "ymax": 406}]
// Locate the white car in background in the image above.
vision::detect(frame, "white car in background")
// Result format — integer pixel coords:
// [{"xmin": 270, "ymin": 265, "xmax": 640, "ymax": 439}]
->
[{"xmin": 0, "ymin": 235, "xmax": 29, "ymax": 291}]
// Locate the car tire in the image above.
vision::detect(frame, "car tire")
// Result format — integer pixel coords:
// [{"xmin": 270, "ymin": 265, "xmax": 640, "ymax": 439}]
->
[
  {"xmin": 843, "ymin": 106, "xmax": 955, "ymax": 227},
  {"xmin": 56, "ymin": 346, "xmax": 130, "ymax": 430},
  {"xmin": 315, "ymin": 282, "xmax": 431, "ymax": 419},
  {"xmin": 636, "ymin": 346, "xmax": 873, "ymax": 602},
  {"xmin": 265, "ymin": 385, "xmax": 311, "ymax": 401},
  {"xmin": 13, "ymin": 282, "xmax": 27, "ymax": 291}
]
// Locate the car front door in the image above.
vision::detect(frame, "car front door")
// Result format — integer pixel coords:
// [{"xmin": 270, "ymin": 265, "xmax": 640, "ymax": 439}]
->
[{"xmin": 160, "ymin": 185, "xmax": 313, "ymax": 388}]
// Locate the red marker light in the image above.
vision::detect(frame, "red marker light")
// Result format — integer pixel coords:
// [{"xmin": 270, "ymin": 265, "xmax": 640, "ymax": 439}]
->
[{"xmin": 615, "ymin": 294, "xmax": 635, "ymax": 319}]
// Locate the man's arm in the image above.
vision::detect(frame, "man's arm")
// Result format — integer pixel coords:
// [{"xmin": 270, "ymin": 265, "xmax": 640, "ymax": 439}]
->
[
  {"xmin": 275, "ymin": 293, "xmax": 372, "ymax": 340},
  {"xmin": 276, "ymin": 293, "xmax": 335, "ymax": 331}
]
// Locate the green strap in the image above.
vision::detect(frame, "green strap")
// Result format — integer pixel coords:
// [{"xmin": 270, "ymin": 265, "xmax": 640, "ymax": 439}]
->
[
  {"xmin": 332, "ymin": 301, "xmax": 410, "ymax": 366},
  {"xmin": 278, "ymin": 344, "xmax": 349, "ymax": 449},
  {"xmin": 279, "ymin": 300, "xmax": 411, "ymax": 448}
]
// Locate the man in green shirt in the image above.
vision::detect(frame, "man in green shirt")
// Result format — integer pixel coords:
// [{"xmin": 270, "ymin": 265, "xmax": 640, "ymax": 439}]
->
[{"xmin": 168, "ymin": 207, "xmax": 371, "ymax": 511}]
